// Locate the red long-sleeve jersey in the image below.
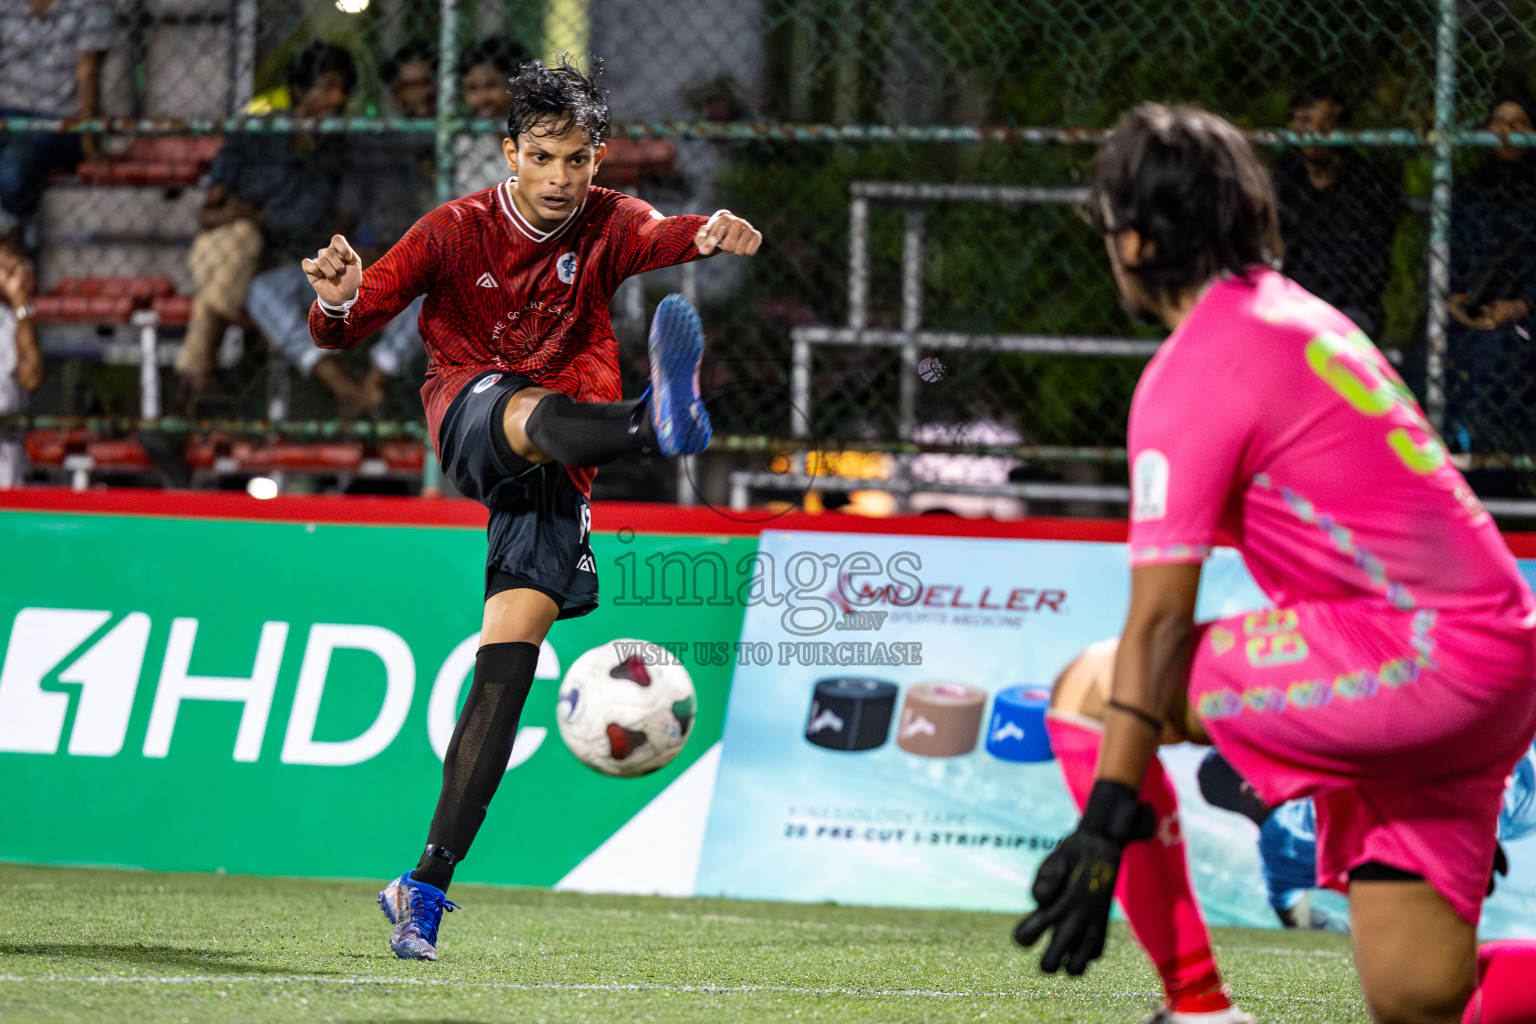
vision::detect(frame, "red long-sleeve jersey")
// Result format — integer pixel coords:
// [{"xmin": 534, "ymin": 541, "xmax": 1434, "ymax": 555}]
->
[{"xmin": 308, "ymin": 181, "xmax": 707, "ymax": 495}]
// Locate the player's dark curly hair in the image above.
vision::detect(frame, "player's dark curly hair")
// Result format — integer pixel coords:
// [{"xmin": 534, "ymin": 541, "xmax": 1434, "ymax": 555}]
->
[
  {"xmin": 507, "ymin": 53, "xmax": 610, "ymax": 148},
  {"xmin": 1089, "ymin": 103, "xmax": 1280, "ymax": 308}
]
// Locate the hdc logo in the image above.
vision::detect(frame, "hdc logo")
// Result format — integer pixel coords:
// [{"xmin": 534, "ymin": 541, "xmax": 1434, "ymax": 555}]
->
[{"xmin": 0, "ymin": 609, "xmax": 558, "ymax": 767}]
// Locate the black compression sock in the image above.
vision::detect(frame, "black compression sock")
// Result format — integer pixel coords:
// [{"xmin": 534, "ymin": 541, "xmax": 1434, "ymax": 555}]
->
[
  {"xmin": 524, "ymin": 392, "xmax": 656, "ymax": 467},
  {"xmin": 413, "ymin": 641, "xmax": 540, "ymax": 892}
]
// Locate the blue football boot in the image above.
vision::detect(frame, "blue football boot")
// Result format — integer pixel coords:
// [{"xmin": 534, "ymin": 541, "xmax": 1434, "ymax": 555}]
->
[
  {"xmin": 646, "ymin": 293, "xmax": 712, "ymax": 456},
  {"xmin": 378, "ymin": 872, "xmax": 459, "ymax": 961}
]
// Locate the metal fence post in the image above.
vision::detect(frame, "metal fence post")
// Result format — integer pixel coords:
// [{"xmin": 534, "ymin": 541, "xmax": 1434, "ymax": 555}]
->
[
  {"xmin": 791, "ymin": 336, "xmax": 812, "ymax": 439},
  {"xmin": 435, "ymin": 0, "xmax": 461, "ymax": 208},
  {"xmin": 1425, "ymin": 0, "xmax": 1459, "ymax": 431},
  {"xmin": 900, "ymin": 205, "xmax": 924, "ymax": 332},
  {"xmin": 232, "ymin": 0, "xmax": 257, "ymax": 114},
  {"xmin": 418, "ymin": 0, "xmax": 464, "ymax": 497},
  {"xmin": 898, "ymin": 205, "xmax": 924, "ymax": 443},
  {"xmin": 134, "ymin": 310, "xmax": 160, "ymax": 420},
  {"xmin": 848, "ymin": 194, "xmax": 869, "ymax": 330}
]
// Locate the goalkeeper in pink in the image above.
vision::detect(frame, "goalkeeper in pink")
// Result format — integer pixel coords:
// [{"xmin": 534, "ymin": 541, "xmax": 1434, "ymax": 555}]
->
[{"xmin": 1015, "ymin": 103, "xmax": 1536, "ymax": 1024}]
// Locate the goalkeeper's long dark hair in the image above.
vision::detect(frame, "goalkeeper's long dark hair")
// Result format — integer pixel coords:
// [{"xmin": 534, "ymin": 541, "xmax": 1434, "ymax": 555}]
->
[
  {"xmin": 1089, "ymin": 103, "xmax": 1280, "ymax": 308},
  {"xmin": 506, "ymin": 53, "xmax": 609, "ymax": 148}
]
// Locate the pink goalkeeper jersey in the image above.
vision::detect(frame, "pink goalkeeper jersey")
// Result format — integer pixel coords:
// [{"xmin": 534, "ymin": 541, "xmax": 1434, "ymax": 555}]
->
[{"xmin": 1127, "ymin": 267, "xmax": 1533, "ymax": 623}]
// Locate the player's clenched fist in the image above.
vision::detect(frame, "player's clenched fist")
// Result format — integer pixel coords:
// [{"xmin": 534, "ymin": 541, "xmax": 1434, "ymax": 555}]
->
[
  {"xmin": 303, "ymin": 234, "xmax": 363, "ymax": 307},
  {"xmin": 694, "ymin": 210, "xmax": 763, "ymax": 257}
]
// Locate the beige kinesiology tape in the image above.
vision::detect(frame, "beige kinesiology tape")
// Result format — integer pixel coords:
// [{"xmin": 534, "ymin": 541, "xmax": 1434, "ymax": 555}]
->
[{"xmin": 896, "ymin": 682, "xmax": 986, "ymax": 757}]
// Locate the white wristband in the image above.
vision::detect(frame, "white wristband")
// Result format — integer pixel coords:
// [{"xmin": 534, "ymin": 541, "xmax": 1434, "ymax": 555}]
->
[{"xmin": 317, "ymin": 295, "xmax": 358, "ymax": 318}]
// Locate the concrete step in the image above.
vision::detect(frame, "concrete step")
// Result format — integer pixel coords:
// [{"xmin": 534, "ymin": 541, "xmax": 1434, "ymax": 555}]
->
[{"xmin": 41, "ymin": 184, "xmax": 203, "ymax": 239}]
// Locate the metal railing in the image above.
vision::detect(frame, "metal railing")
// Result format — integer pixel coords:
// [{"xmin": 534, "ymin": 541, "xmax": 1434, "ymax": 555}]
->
[{"xmin": 7, "ymin": 0, "xmax": 1536, "ymax": 512}]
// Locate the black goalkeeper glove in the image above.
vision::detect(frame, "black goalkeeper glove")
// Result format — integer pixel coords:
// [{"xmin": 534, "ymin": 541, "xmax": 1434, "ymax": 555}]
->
[{"xmin": 1013, "ymin": 780, "xmax": 1156, "ymax": 976}]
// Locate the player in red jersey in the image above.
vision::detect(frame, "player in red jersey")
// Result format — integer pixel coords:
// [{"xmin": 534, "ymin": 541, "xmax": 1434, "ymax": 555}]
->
[
  {"xmin": 303, "ymin": 55, "xmax": 761, "ymax": 961},
  {"xmin": 1013, "ymin": 105, "xmax": 1536, "ymax": 1024}
]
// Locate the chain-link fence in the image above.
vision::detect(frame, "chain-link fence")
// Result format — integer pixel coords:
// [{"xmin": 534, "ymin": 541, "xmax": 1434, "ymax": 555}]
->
[{"xmin": 4, "ymin": 0, "xmax": 1536, "ymax": 509}]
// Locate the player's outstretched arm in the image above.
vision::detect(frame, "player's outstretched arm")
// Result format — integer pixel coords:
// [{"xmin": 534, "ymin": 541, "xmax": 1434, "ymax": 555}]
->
[
  {"xmin": 303, "ymin": 234, "xmax": 363, "ymax": 307},
  {"xmin": 694, "ymin": 210, "xmax": 763, "ymax": 256},
  {"xmin": 307, "ymin": 217, "xmax": 438, "ymax": 352},
  {"xmin": 1014, "ymin": 562, "xmax": 1201, "ymax": 975}
]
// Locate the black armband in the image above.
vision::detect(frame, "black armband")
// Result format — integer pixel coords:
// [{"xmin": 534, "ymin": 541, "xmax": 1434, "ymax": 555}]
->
[{"xmin": 1106, "ymin": 697, "xmax": 1164, "ymax": 733}]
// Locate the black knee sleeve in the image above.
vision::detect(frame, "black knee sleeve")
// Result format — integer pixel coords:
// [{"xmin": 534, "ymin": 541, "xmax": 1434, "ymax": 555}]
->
[{"xmin": 523, "ymin": 392, "xmax": 655, "ymax": 467}]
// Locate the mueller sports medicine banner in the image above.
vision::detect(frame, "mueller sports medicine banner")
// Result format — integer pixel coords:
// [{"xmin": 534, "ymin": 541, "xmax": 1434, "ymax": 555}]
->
[
  {"xmin": 694, "ymin": 530, "xmax": 1536, "ymax": 939},
  {"xmin": 2, "ymin": 506, "xmax": 1533, "ymax": 938}
]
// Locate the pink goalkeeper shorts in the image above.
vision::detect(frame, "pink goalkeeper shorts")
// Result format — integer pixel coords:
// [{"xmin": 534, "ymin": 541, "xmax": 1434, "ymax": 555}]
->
[{"xmin": 1188, "ymin": 598, "xmax": 1536, "ymax": 924}]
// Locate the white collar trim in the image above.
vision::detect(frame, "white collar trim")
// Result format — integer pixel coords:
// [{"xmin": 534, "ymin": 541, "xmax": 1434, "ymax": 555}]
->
[{"xmin": 497, "ymin": 178, "xmax": 584, "ymax": 244}]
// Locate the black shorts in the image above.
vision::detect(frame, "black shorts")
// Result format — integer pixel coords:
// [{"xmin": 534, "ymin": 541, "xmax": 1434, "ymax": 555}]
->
[{"xmin": 437, "ymin": 370, "xmax": 598, "ymax": 619}]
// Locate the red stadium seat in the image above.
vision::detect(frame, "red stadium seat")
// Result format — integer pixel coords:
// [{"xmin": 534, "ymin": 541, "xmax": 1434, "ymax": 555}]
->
[
  {"xmin": 52, "ymin": 277, "xmax": 100, "ymax": 297},
  {"xmin": 76, "ymin": 161, "xmax": 201, "ymax": 186},
  {"xmin": 122, "ymin": 136, "xmax": 222, "ymax": 165},
  {"xmin": 34, "ymin": 276, "xmax": 179, "ymax": 321},
  {"xmin": 151, "ymin": 294, "xmax": 194, "ymax": 325},
  {"xmin": 248, "ymin": 443, "xmax": 365, "ymax": 472},
  {"xmin": 84, "ymin": 438, "xmax": 154, "ymax": 469},
  {"xmin": 49, "ymin": 276, "xmax": 173, "ymax": 300},
  {"xmin": 35, "ymin": 293, "xmax": 135, "ymax": 320},
  {"xmin": 28, "ymin": 431, "xmax": 409, "ymax": 481},
  {"xmin": 122, "ymin": 276, "xmax": 177, "ymax": 301},
  {"xmin": 183, "ymin": 435, "xmax": 253, "ymax": 470},
  {"xmin": 74, "ymin": 136, "xmax": 221, "ymax": 187},
  {"xmin": 379, "ymin": 441, "xmax": 425, "ymax": 471},
  {"xmin": 23, "ymin": 429, "xmax": 88, "ymax": 466}
]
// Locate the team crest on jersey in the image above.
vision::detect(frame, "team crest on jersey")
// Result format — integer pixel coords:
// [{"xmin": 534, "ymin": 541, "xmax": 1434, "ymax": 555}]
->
[
  {"xmin": 473, "ymin": 373, "xmax": 503, "ymax": 394},
  {"xmin": 556, "ymin": 251, "xmax": 579, "ymax": 285},
  {"xmin": 1131, "ymin": 449, "xmax": 1170, "ymax": 522}
]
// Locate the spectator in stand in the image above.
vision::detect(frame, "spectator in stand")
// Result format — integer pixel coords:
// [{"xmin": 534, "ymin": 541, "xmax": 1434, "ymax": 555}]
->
[
  {"xmin": 383, "ymin": 41, "xmax": 438, "ymax": 119},
  {"xmin": 1273, "ymin": 79, "xmax": 1399, "ymax": 338},
  {"xmin": 1445, "ymin": 94, "xmax": 1536, "ymax": 453},
  {"xmin": 252, "ymin": 45, "xmax": 442, "ymax": 417},
  {"xmin": 0, "ymin": 0, "xmax": 114, "ymax": 239},
  {"xmin": 293, "ymin": 43, "xmax": 440, "ymax": 411},
  {"xmin": 0, "ymin": 236, "xmax": 44, "ymax": 488},
  {"xmin": 364, "ymin": 43, "xmax": 437, "ymax": 255},
  {"xmin": 452, "ymin": 38, "xmax": 527, "ymax": 197},
  {"xmin": 177, "ymin": 42, "xmax": 368, "ymax": 412}
]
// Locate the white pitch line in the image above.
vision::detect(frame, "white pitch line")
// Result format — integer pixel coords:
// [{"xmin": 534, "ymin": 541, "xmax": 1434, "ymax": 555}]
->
[
  {"xmin": 0, "ymin": 975, "xmax": 1003, "ymax": 998},
  {"xmin": 0, "ymin": 974, "xmax": 1341, "ymax": 1007}
]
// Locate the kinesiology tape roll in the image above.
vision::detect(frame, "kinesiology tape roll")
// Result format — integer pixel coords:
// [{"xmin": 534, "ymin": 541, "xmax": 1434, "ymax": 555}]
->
[
  {"xmin": 985, "ymin": 686, "xmax": 1055, "ymax": 762},
  {"xmin": 804, "ymin": 677, "xmax": 898, "ymax": 751},
  {"xmin": 896, "ymin": 682, "xmax": 985, "ymax": 757}
]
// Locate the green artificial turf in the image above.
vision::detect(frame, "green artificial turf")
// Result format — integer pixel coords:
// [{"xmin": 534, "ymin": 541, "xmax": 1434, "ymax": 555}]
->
[{"xmin": 0, "ymin": 864, "xmax": 1369, "ymax": 1023}]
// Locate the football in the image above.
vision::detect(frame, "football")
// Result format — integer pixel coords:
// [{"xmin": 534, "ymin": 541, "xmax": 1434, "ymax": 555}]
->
[{"xmin": 556, "ymin": 639, "xmax": 697, "ymax": 777}]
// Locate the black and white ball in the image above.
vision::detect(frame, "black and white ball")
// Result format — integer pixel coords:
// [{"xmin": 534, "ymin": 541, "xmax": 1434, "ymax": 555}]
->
[{"xmin": 556, "ymin": 639, "xmax": 697, "ymax": 777}]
